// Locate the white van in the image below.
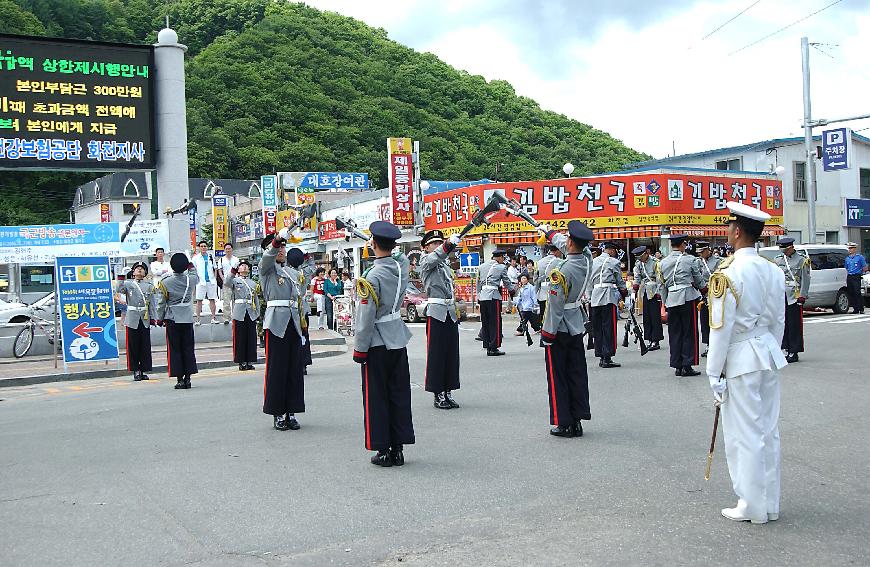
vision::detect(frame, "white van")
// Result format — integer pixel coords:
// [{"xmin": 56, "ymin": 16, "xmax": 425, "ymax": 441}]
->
[{"xmin": 758, "ymin": 244, "xmax": 850, "ymax": 313}]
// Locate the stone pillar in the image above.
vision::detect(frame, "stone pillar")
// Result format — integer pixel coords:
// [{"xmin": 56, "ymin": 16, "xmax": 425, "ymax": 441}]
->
[{"xmin": 153, "ymin": 27, "xmax": 189, "ymax": 217}]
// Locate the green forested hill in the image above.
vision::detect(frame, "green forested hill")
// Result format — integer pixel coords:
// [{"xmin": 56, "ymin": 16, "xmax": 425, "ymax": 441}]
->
[{"xmin": 1, "ymin": 0, "xmax": 649, "ymax": 224}]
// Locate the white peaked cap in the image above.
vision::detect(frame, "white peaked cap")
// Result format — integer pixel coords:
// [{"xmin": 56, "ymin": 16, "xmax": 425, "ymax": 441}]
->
[{"xmin": 725, "ymin": 201, "xmax": 770, "ymax": 223}]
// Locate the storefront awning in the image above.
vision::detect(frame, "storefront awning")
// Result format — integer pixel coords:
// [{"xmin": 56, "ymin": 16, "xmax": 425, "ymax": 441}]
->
[
  {"xmin": 592, "ymin": 226, "xmax": 662, "ymax": 239},
  {"xmin": 670, "ymin": 225, "xmax": 786, "ymax": 237},
  {"xmin": 477, "ymin": 224, "xmax": 785, "ymax": 245}
]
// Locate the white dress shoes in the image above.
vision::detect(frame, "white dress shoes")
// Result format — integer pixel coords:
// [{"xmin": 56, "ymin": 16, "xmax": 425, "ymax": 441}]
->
[{"xmin": 721, "ymin": 506, "xmax": 768, "ymax": 524}]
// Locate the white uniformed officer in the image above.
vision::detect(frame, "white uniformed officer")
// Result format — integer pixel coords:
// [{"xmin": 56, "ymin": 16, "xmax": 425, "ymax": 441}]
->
[
  {"xmin": 774, "ymin": 237, "xmax": 810, "ymax": 363},
  {"xmin": 707, "ymin": 201, "xmax": 787, "ymax": 524}
]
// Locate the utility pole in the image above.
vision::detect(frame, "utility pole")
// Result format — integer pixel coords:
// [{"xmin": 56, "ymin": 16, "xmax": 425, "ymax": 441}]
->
[{"xmin": 801, "ymin": 37, "xmax": 819, "ymax": 243}]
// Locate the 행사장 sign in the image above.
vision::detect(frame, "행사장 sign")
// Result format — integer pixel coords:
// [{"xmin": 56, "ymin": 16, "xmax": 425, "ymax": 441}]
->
[
  {"xmin": 0, "ymin": 34, "xmax": 154, "ymax": 170},
  {"xmin": 56, "ymin": 256, "xmax": 119, "ymax": 364}
]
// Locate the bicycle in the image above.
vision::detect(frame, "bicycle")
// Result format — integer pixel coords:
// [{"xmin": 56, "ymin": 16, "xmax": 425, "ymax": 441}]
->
[{"xmin": 12, "ymin": 306, "xmax": 60, "ymax": 358}]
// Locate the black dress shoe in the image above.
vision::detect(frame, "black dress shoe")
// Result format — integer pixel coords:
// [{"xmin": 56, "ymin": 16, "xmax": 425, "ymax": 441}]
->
[
  {"xmin": 574, "ymin": 420, "xmax": 584, "ymax": 437},
  {"xmin": 682, "ymin": 366, "xmax": 701, "ymax": 376},
  {"xmin": 183, "ymin": 375, "xmax": 192, "ymax": 388},
  {"xmin": 274, "ymin": 415, "xmax": 290, "ymax": 431},
  {"xmin": 785, "ymin": 353, "xmax": 799, "ymax": 363},
  {"xmin": 599, "ymin": 358, "xmax": 621, "ymax": 368},
  {"xmin": 389, "ymin": 446, "xmax": 404, "ymax": 466},
  {"xmin": 550, "ymin": 424, "xmax": 576, "ymax": 437},
  {"xmin": 445, "ymin": 391, "xmax": 460, "ymax": 408},
  {"xmin": 247, "ymin": 363, "xmax": 256, "ymax": 370},
  {"xmin": 674, "ymin": 368, "xmax": 684, "ymax": 376},
  {"xmin": 287, "ymin": 415, "xmax": 300, "ymax": 430},
  {"xmin": 701, "ymin": 349, "xmax": 708, "ymax": 358},
  {"xmin": 140, "ymin": 373, "xmax": 149, "ymax": 380},
  {"xmin": 487, "ymin": 348, "xmax": 505, "ymax": 356},
  {"xmin": 239, "ymin": 364, "xmax": 246, "ymax": 371},
  {"xmin": 475, "ymin": 336, "xmax": 484, "ymax": 341},
  {"xmin": 647, "ymin": 342, "xmax": 660, "ymax": 351},
  {"xmin": 371, "ymin": 451, "xmax": 393, "ymax": 467},
  {"xmin": 133, "ymin": 372, "xmax": 143, "ymax": 381},
  {"xmin": 433, "ymin": 393, "xmax": 452, "ymax": 409},
  {"xmin": 174, "ymin": 377, "xmax": 185, "ymax": 389}
]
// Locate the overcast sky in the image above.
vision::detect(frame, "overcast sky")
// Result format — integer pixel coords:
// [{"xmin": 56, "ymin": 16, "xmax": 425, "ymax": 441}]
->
[{"xmin": 305, "ymin": 0, "xmax": 870, "ymax": 162}]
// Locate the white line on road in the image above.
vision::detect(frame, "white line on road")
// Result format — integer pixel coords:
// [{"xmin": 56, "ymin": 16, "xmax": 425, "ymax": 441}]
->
[{"xmin": 805, "ymin": 315, "xmax": 870, "ymax": 324}]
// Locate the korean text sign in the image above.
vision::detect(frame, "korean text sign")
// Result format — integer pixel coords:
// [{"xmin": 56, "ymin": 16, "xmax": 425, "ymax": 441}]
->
[
  {"xmin": 317, "ymin": 219, "xmax": 344, "ymax": 241},
  {"xmin": 822, "ymin": 128, "xmax": 850, "ymax": 172},
  {"xmin": 387, "ymin": 137, "xmax": 414, "ymax": 226},
  {"xmin": 261, "ymin": 174, "xmax": 277, "ymax": 234},
  {"xmin": 295, "ymin": 172, "xmax": 368, "ymax": 190},
  {"xmin": 56, "ymin": 256, "xmax": 119, "ymax": 364},
  {"xmin": 0, "ymin": 222, "xmax": 120, "ymax": 263},
  {"xmin": 423, "ymin": 173, "xmax": 784, "ymax": 234},
  {"xmin": 212, "ymin": 195, "xmax": 228, "ymax": 256},
  {"xmin": 0, "ymin": 34, "xmax": 154, "ymax": 170}
]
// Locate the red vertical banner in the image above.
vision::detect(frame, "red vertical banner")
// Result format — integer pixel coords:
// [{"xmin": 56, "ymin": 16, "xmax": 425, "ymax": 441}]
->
[
  {"xmin": 387, "ymin": 137, "xmax": 414, "ymax": 226},
  {"xmin": 99, "ymin": 203, "xmax": 110, "ymax": 222}
]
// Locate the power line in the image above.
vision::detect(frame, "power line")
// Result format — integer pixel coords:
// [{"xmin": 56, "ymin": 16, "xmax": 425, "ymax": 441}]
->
[
  {"xmin": 729, "ymin": 0, "xmax": 844, "ymax": 56},
  {"xmin": 700, "ymin": 0, "xmax": 762, "ymax": 41}
]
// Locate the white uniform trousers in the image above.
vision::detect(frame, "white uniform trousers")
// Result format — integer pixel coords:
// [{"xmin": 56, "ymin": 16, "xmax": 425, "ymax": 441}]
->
[{"xmin": 721, "ymin": 368, "xmax": 781, "ymax": 521}]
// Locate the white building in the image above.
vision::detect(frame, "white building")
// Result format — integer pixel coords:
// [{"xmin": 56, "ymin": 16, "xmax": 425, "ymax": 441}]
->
[{"xmin": 634, "ymin": 132, "xmax": 870, "ymax": 249}]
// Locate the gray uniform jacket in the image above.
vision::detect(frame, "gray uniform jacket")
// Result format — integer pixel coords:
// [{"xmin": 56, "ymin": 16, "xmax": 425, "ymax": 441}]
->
[
  {"xmin": 117, "ymin": 279, "xmax": 157, "ymax": 329},
  {"xmin": 696, "ymin": 255, "xmax": 723, "ymax": 290},
  {"xmin": 589, "ymin": 255, "xmax": 626, "ymax": 307},
  {"xmin": 477, "ymin": 260, "xmax": 510, "ymax": 301},
  {"xmin": 354, "ymin": 254, "xmax": 413, "ymax": 352},
  {"xmin": 657, "ymin": 251, "xmax": 703, "ymax": 308},
  {"xmin": 632, "ymin": 257, "xmax": 660, "ymax": 300},
  {"xmin": 157, "ymin": 271, "xmax": 199, "ymax": 323},
  {"xmin": 298, "ymin": 258, "xmax": 316, "ymax": 317},
  {"xmin": 258, "ymin": 243, "xmax": 303, "ymax": 340},
  {"xmin": 535, "ymin": 254, "xmax": 559, "ymax": 301},
  {"xmin": 774, "ymin": 251, "xmax": 811, "ymax": 305},
  {"xmin": 419, "ymin": 242, "xmax": 459, "ymax": 323},
  {"xmin": 541, "ymin": 233, "xmax": 593, "ymax": 337},
  {"xmin": 224, "ymin": 272, "xmax": 259, "ymax": 321}
]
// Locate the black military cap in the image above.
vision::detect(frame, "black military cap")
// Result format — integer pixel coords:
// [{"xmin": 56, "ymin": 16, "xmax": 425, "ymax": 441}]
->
[
  {"xmin": 668, "ymin": 234, "xmax": 689, "ymax": 246},
  {"xmin": 130, "ymin": 261, "xmax": 148, "ymax": 274},
  {"xmin": 261, "ymin": 234, "xmax": 275, "ymax": 250},
  {"xmin": 777, "ymin": 237, "xmax": 795, "ymax": 248},
  {"xmin": 492, "ymin": 249, "xmax": 507, "ymax": 257},
  {"xmin": 287, "ymin": 247, "xmax": 304, "ymax": 268},
  {"xmin": 567, "ymin": 220, "xmax": 594, "ymax": 243},
  {"xmin": 237, "ymin": 259, "xmax": 252, "ymax": 270},
  {"xmin": 369, "ymin": 220, "xmax": 402, "ymax": 240},
  {"xmin": 170, "ymin": 252, "xmax": 189, "ymax": 273},
  {"xmin": 631, "ymin": 245, "xmax": 648, "ymax": 256},
  {"xmin": 695, "ymin": 241, "xmax": 711, "ymax": 250},
  {"xmin": 602, "ymin": 241, "xmax": 619, "ymax": 250},
  {"xmin": 421, "ymin": 229, "xmax": 446, "ymax": 247}
]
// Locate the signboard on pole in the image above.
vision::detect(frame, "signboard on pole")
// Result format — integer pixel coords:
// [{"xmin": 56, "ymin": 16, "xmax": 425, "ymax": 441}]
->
[
  {"xmin": 459, "ymin": 252, "xmax": 480, "ymax": 270},
  {"xmin": 822, "ymin": 128, "xmax": 850, "ymax": 172},
  {"xmin": 387, "ymin": 137, "xmax": 415, "ymax": 226},
  {"xmin": 278, "ymin": 171, "xmax": 368, "ymax": 191},
  {"xmin": 261, "ymin": 174, "xmax": 277, "ymax": 235},
  {"xmin": 55, "ymin": 256, "xmax": 118, "ymax": 364},
  {"xmin": 99, "ymin": 203, "xmax": 110, "ymax": 222},
  {"xmin": 212, "ymin": 195, "xmax": 228, "ymax": 256},
  {"xmin": 0, "ymin": 222, "xmax": 119, "ymax": 263},
  {"xmin": 118, "ymin": 219, "xmax": 169, "ymax": 256},
  {"xmin": 317, "ymin": 219, "xmax": 344, "ymax": 241},
  {"xmin": 845, "ymin": 198, "xmax": 870, "ymax": 227},
  {"xmin": 188, "ymin": 207, "xmax": 197, "ymax": 250},
  {"xmin": 0, "ymin": 34, "xmax": 155, "ymax": 171}
]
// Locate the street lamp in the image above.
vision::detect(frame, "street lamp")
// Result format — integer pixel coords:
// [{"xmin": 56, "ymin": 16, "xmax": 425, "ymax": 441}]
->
[
  {"xmin": 420, "ymin": 180, "xmax": 430, "ymax": 192},
  {"xmin": 562, "ymin": 162, "xmax": 575, "ymax": 177}
]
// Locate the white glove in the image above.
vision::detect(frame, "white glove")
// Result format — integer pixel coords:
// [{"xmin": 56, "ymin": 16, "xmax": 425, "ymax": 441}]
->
[
  {"xmin": 539, "ymin": 223, "xmax": 551, "ymax": 233},
  {"xmin": 449, "ymin": 234, "xmax": 461, "ymax": 246},
  {"xmin": 278, "ymin": 227, "xmax": 291, "ymax": 240},
  {"xmin": 709, "ymin": 374, "xmax": 727, "ymax": 403}
]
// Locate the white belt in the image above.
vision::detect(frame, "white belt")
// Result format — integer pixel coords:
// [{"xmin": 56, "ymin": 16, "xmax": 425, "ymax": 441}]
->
[
  {"xmin": 594, "ymin": 283, "xmax": 616, "ymax": 289},
  {"xmin": 127, "ymin": 306, "xmax": 146, "ymax": 311},
  {"xmin": 564, "ymin": 299, "xmax": 583, "ymax": 310},
  {"xmin": 375, "ymin": 311, "xmax": 401, "ymax": 323},
  {"xmin": 733, "ymin": 326, "xmax": 771, "ymax": 343},
  {"xmin": 668, "ymin": 284, "xmax": 692, "ymax": 292},
  {"xmin": 427, "ymin": 298, "xmax": 454, "ymax": 305},
  {"xmin": 482, "ymin": 285, "xmax": 499, "ymax": 290},
  {"xmin": 267, "ymin": 300, "xmax": 292, "ymax": 307},
  {"xmin": 174, "ymin": 302, "xmax": 191, "ymax": 307},
  {"xmin": 234, "ymin": 299, "xmax": 251, "ymax": 304}
]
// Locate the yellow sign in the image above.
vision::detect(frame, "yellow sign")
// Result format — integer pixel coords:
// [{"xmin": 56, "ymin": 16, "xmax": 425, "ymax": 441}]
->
[
  {"xmin": 388, "ymin": 137, "xmax": 412, "ymax": 155},
  {"xmin": 212, "ymin": 196, "xmax": 229, "ymax": 252}
]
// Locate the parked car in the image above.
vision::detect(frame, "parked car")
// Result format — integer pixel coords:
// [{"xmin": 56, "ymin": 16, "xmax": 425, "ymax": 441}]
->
[
  {"xmin": 862, "ymin": 273, "xmax": 870, "ymax": 306},
  {"xmin": 0, "ymin": 292, "xmax": 55, "ymax": 325},
  {"xmin": 758, "ymin": 244, "xmax": 850, "ymax": 312},
  {"xmin": 400, "ymin": 280, "xmax": 468, "ymax": 323}
]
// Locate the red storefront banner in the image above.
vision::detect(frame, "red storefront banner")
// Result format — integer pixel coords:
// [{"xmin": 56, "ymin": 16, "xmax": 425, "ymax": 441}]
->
[
  {"xmin": 99, "ymin": 203, "xmax": 110, "ymax": 222},
  {"xmin": 317, "ymin": 219, "xmax": 345, "ymax": 241},
  {"xmin": 387, "ymin": 137, "xmax": 414, "ymax": 226},
  {"xmin": 424, "ymin": 172, "xmax": 783, "ymax": 235},
  {"xmin": 454, "ymin": 276, "xmax": 475, "ymax": 303}
]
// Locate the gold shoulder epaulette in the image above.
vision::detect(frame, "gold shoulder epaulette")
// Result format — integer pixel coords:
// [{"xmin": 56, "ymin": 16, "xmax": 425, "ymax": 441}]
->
[
  {"xmin": 549, "ymin": 269, "xmax": 568, "ymax": 296},
  {"xmin": 708, "ymin": 270, "xmax": 739, "ymax": 329},
  {"xmin": 716, "ymin": 256, "xmax": 736, "ymax": 270},
  {"xmin": 356, "ymin": 278, "xmax": 379, "ymax": 307}
]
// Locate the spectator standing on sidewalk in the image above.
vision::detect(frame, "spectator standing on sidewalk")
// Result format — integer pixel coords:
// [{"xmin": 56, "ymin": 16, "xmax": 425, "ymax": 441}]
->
[
  {"xmin": 324, "ymin": 268, "xmax": 342, "ymax": 330},
  {"xmin": 219, "ymin": 243, "xmax": 239, "ymax": 325},
  {"xmin": 515, "ymin": 273, "xmax": 541, "ymax": 335},
  {"xmin": 149, "ymin": 247, "xmax": 171, "ymax": 281},
  {"xmin": 312, "ymin": 267, "xmax": 326, "ymax": 329},
  {"xmin": 192, "ymin": 240, "xmax": 219, "ymax": 325},
  {"xmin": 342, "ymin": 271, "xmax": 354, "ymax": 299}
]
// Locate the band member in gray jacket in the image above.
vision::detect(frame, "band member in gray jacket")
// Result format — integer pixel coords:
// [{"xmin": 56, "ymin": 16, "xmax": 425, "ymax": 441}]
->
[
  {"xmin": 156, "ymin": 253, "xmax": 199, "ymax": 389},
  {"xmin": 419, "ymin": 229, "xmax": 462, "ymax": 410},
  {"xmin": 259, "ymin": 228, "xmax": 306, "ymax": 431},
  {"xmin": 225, "ymin": 259, "xmax": 259, "ymax": 371},
  {"xmin": 477, "ymin": 250, "xmax": 511, "ymax": 356},
  {"xmin": 631, "ymin": 245, "xmax": 663, "ymax": 351},
  {"xmin": 535, "ymin": 245, "xmax": 563, "ymax": 316},
  {"xmin": 657, "ymin": 234, "xmax": 706, "ymax": 376},
  {"xmin": 589, "ymin": 242, "xmax": 628, "ymax": 368},
  {"xmin": 694, "ymin": 241, "xmax": 722, "ymax": 357},
  {"xmin": 353, "ymin": 221, "xmax": 415, "ymax": 467},
  {"xmin": 117, "ymin": 261, "xmax": 157, "ymax": 381}
]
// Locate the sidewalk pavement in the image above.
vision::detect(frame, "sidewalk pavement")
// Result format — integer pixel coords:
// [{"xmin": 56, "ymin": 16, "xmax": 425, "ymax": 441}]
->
[{"xmin": 0, "ymin": 329, "xmax": 347, "ymax": 388}]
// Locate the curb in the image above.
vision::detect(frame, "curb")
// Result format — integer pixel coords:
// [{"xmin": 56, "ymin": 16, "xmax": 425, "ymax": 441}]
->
[{"xmin": 0, "ymin": 347, "xmax": 346, "ymax": 388}]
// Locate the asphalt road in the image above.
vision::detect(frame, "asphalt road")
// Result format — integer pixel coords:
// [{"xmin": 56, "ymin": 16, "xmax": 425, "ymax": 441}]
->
[{"xmin": 1, "ymin": 312, "xmax": 868, "ymax": 566}]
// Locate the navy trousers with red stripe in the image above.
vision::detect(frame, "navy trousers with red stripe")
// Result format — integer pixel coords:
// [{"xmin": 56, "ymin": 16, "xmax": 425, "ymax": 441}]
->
[
  {"xmin": 642, "ymin": 294, "xmax": 665, "ymax": 342},
  {"xmin": 360, "ymin": 346, "xmax": 415, "ymax": 451},
  {"xmin": 591, "ymin": 303, "xmax": 618, "ymax": 359},
  {"xmin": 232, "ymin": 314, "xmax": 258, "ymax": 364},
  {"xmin": 165, "ymin": 321, "xmax": 197, "ymax": 378},
  {"xmin": 666, "ymin": 301, "xmax": 699, "ymax": 369},
  {"xmin": 699, "ymin": 302, "xmax": 711, "ymax": 345},
  {"xmin": 125, "ymin": 321, "xmax": 152, "ymax": 372},
  {"xmin": 302, "ymin": 326, "xmax": 313, "ymax": 367},
  {"xmin": 263, "ymin": 323, "xmax": 304, "ymax": 416},
  {"xmin": 479, "ymin": 299, "xmax": 502, "ymax": 349},
  {"xmin": 424, "ymin": 316, "xmax": 460, "ymax": 394},
  {"xmin": 781, "ymin": 301, "xmax": 804, "ymax": 354},
  {"xmin": 544, "ymin": 332, "xmax": 590, "ymax": 425}
]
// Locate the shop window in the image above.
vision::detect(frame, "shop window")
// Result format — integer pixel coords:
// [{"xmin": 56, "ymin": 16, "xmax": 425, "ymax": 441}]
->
[
  {"xmin": 715, "ymin": 158, "xmax": 742, "ymax": 171},
  {"xmin": 94, "ymin": 182, "xmax": 101, "ymax": 201},
  {"xmin": 122, "ymin": 203, "xmax": 138, "ymax": 215},
  {"xmin": 860, "ymin": 169, "xmax": 870, "ymax": 199},
  {"xmin": 21, "ymin": 265, "xmax": 55, "ymax": 294},
  {"xmin": 123, "ymin": 179, "xmax": 139, "ymax": 197},
  {"xmin": 248, "ymin": 183, "xmax": 261, "ymax": 198},
  {"xmin": 794, "ymin": 161, "xmax": 806, "ymax": 201},
  {"xmin": 825, "ymin": 231, "xmax": 839, "ymax": 245},
  {"xmin": 203, "ymin": 181, "xmax": 216, "ymax": 198},
  {"xmin": 786, "ymin": 230, "xmax": 802, "ymax": 244}
]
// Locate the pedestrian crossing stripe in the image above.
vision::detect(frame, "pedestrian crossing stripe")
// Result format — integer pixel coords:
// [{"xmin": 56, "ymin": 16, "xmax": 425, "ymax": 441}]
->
[{"xmin": 804, "ymin": 315, "xmax": 870, "ymax": 325}]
